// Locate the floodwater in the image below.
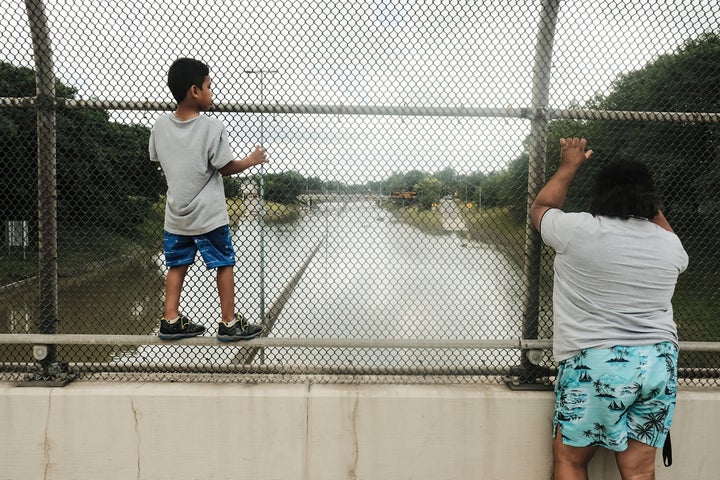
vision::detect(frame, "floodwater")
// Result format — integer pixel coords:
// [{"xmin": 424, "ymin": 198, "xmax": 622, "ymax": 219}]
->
[
  {"xmin": 258, "ymin": 199, "xmax": 524, "ymax": 369},
  {"xmin": 1, "ymin": 199, "xmax": 525, "ymax": 369}
]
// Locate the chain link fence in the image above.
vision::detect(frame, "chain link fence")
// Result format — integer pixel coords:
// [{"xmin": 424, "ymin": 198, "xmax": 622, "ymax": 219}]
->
[{"xmin": 1, "ymin": 0, "xmax": 718, "ymax": 384}]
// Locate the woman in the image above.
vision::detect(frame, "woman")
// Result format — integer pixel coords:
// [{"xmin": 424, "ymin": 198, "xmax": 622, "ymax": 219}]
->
[{"xmin": 531, "ymin": 138, "xmax": 688, "ymax": 479}]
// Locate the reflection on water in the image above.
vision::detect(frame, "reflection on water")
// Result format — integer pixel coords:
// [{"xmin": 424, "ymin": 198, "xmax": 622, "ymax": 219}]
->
[
  {"xmin": 2, "ymin": 199, "xmax": 525, "ymax": 370},
  {"xmin": 261, "ymin": 199, "xmax": 524, "ymax": 369},
  {"xmin": 0, "ymin": 259, "xmax": 164, "ymax": 363}
]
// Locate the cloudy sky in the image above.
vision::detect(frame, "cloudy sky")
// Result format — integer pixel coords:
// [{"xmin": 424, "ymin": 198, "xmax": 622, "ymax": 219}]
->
[{"xmin": 3, "ymin": 0, "xmax": 718, "ymax": 182}]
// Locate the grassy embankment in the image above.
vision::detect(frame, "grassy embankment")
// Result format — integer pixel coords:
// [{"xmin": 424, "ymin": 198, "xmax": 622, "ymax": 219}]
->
[
  {"xmin": 384, "ymin": 200, "xmax": 720, "ymax": 360},
  {"xmin": 384, "ymin": 202, "xmax": 446, "ymax": 235},
  {"xmin": 384, "ymin": 200, "xmax": 526, "ymax": 264},
  {"xmin": 260, "ymin": 201, "xmax": 301, "ymax": 224}
]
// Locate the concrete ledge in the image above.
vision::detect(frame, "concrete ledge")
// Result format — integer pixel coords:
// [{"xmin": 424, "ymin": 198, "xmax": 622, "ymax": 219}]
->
[{"xmin": 1, "ymin": 382, "xmax": 718, "ymax": 479}]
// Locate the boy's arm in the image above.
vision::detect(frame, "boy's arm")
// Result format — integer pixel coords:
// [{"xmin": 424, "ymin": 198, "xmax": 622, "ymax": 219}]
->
[
  {"xmin": 530, "ymin": 138, "xmax": 593, "ymax": 231},
  {"xmin": 218, "ymin": 146, "xmax": 268, "ymax": 176}
]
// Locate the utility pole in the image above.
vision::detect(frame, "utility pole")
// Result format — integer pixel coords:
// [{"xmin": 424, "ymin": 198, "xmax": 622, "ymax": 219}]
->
[{"xmin": 243, "ymin": 68, "xmax": 277, "ymax": 324}]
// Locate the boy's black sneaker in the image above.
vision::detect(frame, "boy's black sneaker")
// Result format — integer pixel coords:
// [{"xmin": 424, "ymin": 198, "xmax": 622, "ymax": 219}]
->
[
  {"xmin": 217, "ymin": 315, "xmax": 263, "ymax": 342},
  {"xmin": 158, "ymin": 314, "xmax": 206, "ymax": 340}
]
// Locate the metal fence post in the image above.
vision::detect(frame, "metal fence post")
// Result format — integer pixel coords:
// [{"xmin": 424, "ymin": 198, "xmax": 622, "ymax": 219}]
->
[
  {"xmin": 24, "ymin": 0, "xmax": 72, "ymax": 385},
  {"xmin": 516, "ymin": 0, "xmax": 561, "ymax": 386}
]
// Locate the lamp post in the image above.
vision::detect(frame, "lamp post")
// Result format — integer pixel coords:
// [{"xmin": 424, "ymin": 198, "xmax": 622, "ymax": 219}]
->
[{"xmin": 244, "ymin": 68, "xmax": 277, "ymax": 324}]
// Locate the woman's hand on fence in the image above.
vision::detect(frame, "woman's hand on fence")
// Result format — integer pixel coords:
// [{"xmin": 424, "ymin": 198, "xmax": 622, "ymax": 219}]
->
[{"xmin": 559, "ymin": 137, "xmax": 593, "ymax": 169}]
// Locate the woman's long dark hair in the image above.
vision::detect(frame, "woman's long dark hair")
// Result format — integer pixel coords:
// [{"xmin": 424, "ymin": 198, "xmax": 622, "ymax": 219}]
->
[{"xmin": 589, "ymin": 160, "xmax": 659, "ymax": 220}]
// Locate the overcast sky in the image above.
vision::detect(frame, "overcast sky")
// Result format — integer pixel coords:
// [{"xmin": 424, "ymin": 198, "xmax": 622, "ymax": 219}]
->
[{"xmin": 2, "ymin": 0, "xmax": 718, "ymax": 182}]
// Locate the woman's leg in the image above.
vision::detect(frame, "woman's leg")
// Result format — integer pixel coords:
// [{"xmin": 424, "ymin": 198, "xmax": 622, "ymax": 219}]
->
[
  {"xmin": 553, "ymin": 426, "xmax": 598, "ymax": 480},
  {"xmin": 615, "ymin": 439, "xmax": 657, "ymax": 480}
]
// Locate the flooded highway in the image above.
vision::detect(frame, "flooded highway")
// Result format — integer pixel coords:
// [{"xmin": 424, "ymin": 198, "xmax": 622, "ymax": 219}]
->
[{"xmin": 2, "ymin": 198, "xmax": 525, "ymax": 369}]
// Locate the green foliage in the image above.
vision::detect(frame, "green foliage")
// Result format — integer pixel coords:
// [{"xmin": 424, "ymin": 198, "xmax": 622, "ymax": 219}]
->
[
  {"xmin": 491, "ymin": 32, "xmax": 720, "ymax": 237},
  {"xmin": 591, "ymin": 33, "xmax": 720, "ymax": 113},
  {"xmin": 384, "ymin": 169, "xmax": 425, "ymax": 195},
  {"xmin": 263, "ymin": 170, "xmax": 306, "ymax": 204},
  {"xmin": 434, "ymin": 167, "xmax": 458, "ymax": 196},
  {"xmin": 223, "ymin": 176, "xmax": 242, "ymax": 198},
  {"xmin": 0, "ymin": 61, "xmax": 164, "ymax": 240},
  {"xmin": 413, "ymin": 176, "xmax": 443, "ymax": 210},
  {"xmin": 478, "ymin": 171, "xmax": 507, "ymax": 209},
  {"xmin": 502, "ymin": 153, "xmax": 530, "ymax": 224},
  {"xmin": 305, "ymin": 175, "xmax": 325, "ymax": 192},
  {"xmin": 581, "ymin": 33, "xmax": 720, "ymax": 250},
  {"xmin": 457, "ymin": 171, "xmax": 484, "ymax": 203}
]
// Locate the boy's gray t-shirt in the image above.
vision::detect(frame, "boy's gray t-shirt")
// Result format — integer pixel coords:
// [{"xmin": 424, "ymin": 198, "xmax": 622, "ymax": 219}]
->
[
  {"xmin": 540, "ymin": 209, "xmax": 689, "ymax": 362},
  {"xmin": 149, "ymin": 114, "xmax": 234, "ymax": 235}
]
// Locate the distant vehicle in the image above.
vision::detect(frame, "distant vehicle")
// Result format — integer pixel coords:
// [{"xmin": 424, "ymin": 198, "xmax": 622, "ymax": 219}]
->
[{"xmin": 390, "ymin": 191, "xmax": 417, "ymax": 199}]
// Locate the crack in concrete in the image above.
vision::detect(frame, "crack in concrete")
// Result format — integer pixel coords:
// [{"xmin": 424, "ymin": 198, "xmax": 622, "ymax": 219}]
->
[
  {"xmin": 43, "ymin": 390, "xmax": 52, "ymax": 480},
  {"xmin": 302, "ymin": 380, "xmax": 311, "ymax": 480},
  {"xmin": 348, "ymin": 395, "xmax": 359, "ymax": 480},
  {"xmin": 131, "ymin": 385, "xmax": 144, "ymax": 480}
]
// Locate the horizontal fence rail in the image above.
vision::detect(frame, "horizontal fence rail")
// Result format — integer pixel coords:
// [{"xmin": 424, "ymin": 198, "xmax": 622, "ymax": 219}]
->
[
  {"xmin": 4, "ymin": 97, "xmax": 720, "ymax": 124},
  {"xmin": 2, "ymin": 335, "xmax": 720, "ymax": 353}
]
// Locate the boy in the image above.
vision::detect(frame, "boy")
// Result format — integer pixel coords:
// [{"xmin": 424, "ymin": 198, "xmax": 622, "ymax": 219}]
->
[{"xmin": 150, "ymin": 57, "xmax": 267, "ymax": 342}]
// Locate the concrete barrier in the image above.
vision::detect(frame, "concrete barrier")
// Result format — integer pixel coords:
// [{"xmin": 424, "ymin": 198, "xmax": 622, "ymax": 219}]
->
[{"xmin": 1, "ymin": 381, "xmax": 717, "ymax": 479}]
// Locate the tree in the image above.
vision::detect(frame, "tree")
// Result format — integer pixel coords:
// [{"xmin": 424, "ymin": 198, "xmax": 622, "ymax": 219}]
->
[
  {"xmin": 458, "ymin": 171, "xmax": 486, "ymax": 205},
  {"xmin": 223, "ymin": 176, "xmax": 242, "ymax": 199},
  {"xmin": 263, "ymin": 170, "xmax": 306, "ymax": 204},
  {"xmin": 383, "ymin": 169, "xmax": 427, "ymax": 199},
  {"xmin": 414, "ymin": 176, "xmax": 443, "ymax": 210},
  {"xmin": 483, "ymin": 32, "xmax": 720, "ymax": 238},
  {"xmin": 502, "ymin": 151, "xmax": 530, "ymax": 224},
  {"xmin": 305, "ymin": 176, "xmax": 324, "ymax": 193},
  {"xmin": 434, "ymin": 167, "xmax": 458, "ymax": 197},
  {"xmin": 0, "ymin": 61, "xmax": 164, "ymax": 239},
  {"xmin": 585, "ymin": 33, "xmax": 720, "ymax": 250},
  {"xmin": 478, "ymin": 171, "xmax": 507, "ymax": 209}
]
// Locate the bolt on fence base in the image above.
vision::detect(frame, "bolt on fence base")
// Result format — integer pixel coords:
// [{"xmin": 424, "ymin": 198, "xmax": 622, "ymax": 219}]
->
[
  {"xmin": 21, "ymin": 361, "xmax": 76, "ymax": 387},
  {"xmin": 19, "ymin": 345, "xmax": 76, "ymax": 387},
  {"xmin": 503, "ymin": 375, "xmax": 554, "ymax": 391},
  {"xmin": 503, "ymin": 350, "xmax": 555, "ymax": 390}
]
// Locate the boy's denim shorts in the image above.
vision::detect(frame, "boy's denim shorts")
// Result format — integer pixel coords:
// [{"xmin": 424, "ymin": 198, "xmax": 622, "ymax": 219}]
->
[
  {"xmin": 163, "ymin": 225, "xmax": 235, "ymax": 269},
  {"xmin": 553, "ymin": 342, "xmax": 678, "ymax": 451}
]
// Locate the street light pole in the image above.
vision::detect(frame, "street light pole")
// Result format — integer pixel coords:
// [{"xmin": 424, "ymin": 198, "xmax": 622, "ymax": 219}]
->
[{"xmin": 243, "ymin": 68, "xmax": 277, "ymax": 324}]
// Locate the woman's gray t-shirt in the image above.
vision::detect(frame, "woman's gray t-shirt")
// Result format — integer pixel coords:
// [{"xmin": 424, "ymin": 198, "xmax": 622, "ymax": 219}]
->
[
  {"xmin": 540, "ymin": 209, "xmax": 689, "ymax": 362},
  {"xmin": 149, "ymin": 114, "xmax": 234, "ymax": 235}
]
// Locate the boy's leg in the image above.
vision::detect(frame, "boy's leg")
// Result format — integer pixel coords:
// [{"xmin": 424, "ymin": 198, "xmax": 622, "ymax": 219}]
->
[
  {"xmin": 216, "ymin": 265, "xmax": 235, "ymax": 324},
  {"xmin": 215, "ymin": 265, "xmax": 264, "ymax": 341},
  {"xmin": 215, "ymin": 264, "xmax": 263, "ymax": 341},
  {"xmin": 164, "ymin": 264, "xmax": 189, "ymax": 320},
  {"xmin": 162, "ymin": 229, "xmax": 196, "ymax": 320},
  {"xmin": 194, "ymin": 226, "xmax": 235, "ymax": 323},
  {"xmin": 195, "ymin": 225, "xmax": 262, "ymax": 341},
  {"xmin": 159, "ymin": 263, "xmax": 205, "ymax": 340}
]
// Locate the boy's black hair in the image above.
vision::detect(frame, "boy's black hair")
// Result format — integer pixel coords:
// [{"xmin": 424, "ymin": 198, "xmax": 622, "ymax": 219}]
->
[
  {"xmin": 589, "ymin": 160, "xmax": 659, "ymax": 220},
  {"xmin": 167, "ymin": 58, "xmax": 209, "ymax": 103}
]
